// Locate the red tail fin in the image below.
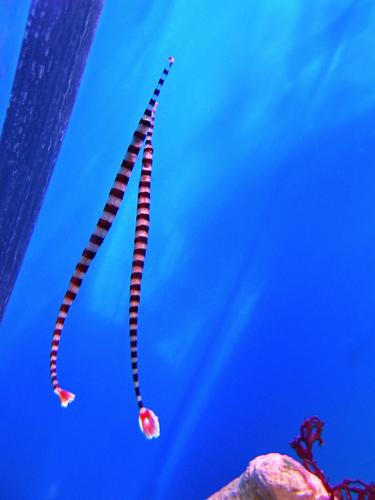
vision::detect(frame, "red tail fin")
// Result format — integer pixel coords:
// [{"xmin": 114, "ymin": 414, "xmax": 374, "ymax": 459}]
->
[
  {"xmin": 139, "ymin": 408, "xmax": 160, "ymax": 439},
  {"xmin": 54, "ymin": 388, "xmax": 75, "ymax": 407}
]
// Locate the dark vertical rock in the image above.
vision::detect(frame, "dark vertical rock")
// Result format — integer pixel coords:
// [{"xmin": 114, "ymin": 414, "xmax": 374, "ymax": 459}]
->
[{"xmin": 0, "ymin": 0, "xmax": 104, "ymax": 322}]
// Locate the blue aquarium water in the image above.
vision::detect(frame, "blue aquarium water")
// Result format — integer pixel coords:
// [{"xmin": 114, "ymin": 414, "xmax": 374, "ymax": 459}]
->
[{"xmin": 0, "ymin": 1, "xmax": 374, "ymax": 499}]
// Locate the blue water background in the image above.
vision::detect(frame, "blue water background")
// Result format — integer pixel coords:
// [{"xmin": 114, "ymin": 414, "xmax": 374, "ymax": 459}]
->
[{"xmin": 0, "ymin": 1, "xmax": 374, "ymax": 498}]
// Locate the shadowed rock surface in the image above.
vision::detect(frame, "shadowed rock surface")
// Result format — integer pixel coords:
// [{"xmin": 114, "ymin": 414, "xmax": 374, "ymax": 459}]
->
[{"xmin": 0, "ymin": 0, "xmax": 103, "ymax": 322}]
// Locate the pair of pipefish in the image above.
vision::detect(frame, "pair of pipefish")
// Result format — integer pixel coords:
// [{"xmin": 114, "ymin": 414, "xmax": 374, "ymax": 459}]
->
[{"xmin": 50, "ymin": 57, "xmax": 175, "ymax": 439}]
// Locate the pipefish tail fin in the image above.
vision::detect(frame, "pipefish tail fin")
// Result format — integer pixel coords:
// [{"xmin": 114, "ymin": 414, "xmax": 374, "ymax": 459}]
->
[
  {"xmin": 54, "ymin": 387, "xmax": 76, "ymax": 407},
  {"xmin": 139, "ymin": 407, "xmax": 160, "ymax": 439}
]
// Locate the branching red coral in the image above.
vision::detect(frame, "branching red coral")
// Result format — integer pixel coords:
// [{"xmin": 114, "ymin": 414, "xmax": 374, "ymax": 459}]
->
[{"xmin": 290, "ymin": 416, "xmax": 375, "ymax": 500}]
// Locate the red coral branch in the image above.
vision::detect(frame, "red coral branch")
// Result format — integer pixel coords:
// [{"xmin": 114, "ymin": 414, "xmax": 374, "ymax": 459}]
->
[
  {"xmin": 290, "ymin": 416, "xmax": 332, "ymax": 494},
  {"xmin": 290, "ymin": 416, "xmax": 375, "ymax": 500},
  {"xmin": 331, "ymin": 480, "xmax": 375, "ymax": 500}
]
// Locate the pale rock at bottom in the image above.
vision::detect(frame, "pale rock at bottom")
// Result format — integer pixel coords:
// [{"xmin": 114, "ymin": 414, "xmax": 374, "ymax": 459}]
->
[{"xmin": 209, "ymin": 452, "xmax": 330, "ymax": 500}]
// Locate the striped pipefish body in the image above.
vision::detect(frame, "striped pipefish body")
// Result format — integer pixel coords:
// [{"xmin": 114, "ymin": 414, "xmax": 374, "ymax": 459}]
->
[
  {"xmin": 130, "ymin": 105, "xmax": 160, "ymax": 438},
  {"xmin": 50, "ymin": 58, "xmax": 174, "ymax": 439}
]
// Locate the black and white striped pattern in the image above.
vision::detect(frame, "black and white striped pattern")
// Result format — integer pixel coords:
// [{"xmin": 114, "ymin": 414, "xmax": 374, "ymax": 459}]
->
[
  {"xmin": 131, "ymin": 106, "xmax": 161, "ymax": 439},
  {"xmin": 50, "ymin": 57, "xmax": 174, "ymax": 409},
  {"xmin": 129, "ymin": 105, "xmax": 156, "ymax": 410}
]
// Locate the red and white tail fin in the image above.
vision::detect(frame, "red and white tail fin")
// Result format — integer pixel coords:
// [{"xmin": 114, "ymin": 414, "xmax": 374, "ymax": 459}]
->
[
  {"xmin": 50, "ymin": 57, "xmax": 174, "ymax": 406},
  {"xmin": 139, "ymin": 407, "xmax": 160, "ymax": 439},
  {"xmin": 54, "ymin": 388, "xmax": 75, "ymax": 407}
]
